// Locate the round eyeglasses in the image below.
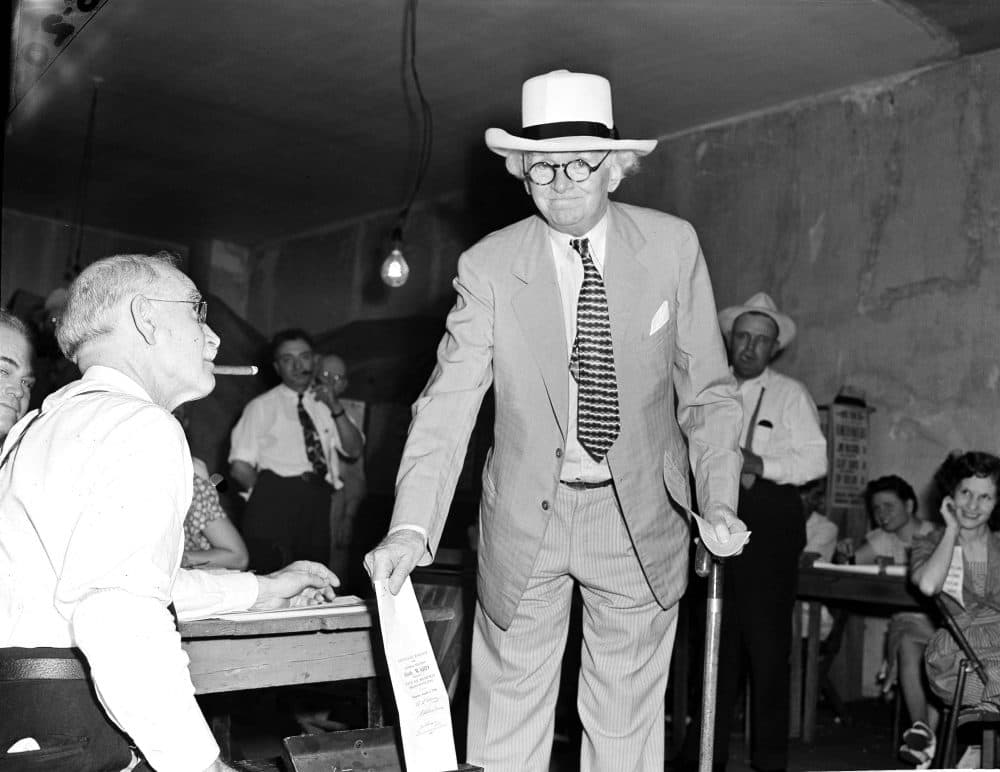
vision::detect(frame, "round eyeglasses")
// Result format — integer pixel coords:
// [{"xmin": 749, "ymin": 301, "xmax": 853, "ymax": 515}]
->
[
  {"xmin": 523, "ymin": 151, "xmax": 612, "ymax": 186},
  {"xmin": 145, "ymin": 297, "xmax": 208, "ymax": 324}
]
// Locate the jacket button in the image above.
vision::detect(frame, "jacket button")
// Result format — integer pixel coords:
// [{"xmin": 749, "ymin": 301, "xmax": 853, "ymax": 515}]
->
[
  {"xmin": 541, "ymin": 500, "xmax": 550, "ymax": 511},
  {"xmin": 555, "ymin": 448, "xmax": 563, "ymax": 458}
]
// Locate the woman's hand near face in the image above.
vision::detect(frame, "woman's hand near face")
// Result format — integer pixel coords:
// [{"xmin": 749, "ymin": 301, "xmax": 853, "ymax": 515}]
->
[{"xmin": 940, "ymin": 495, "xmax": 959, "ymax": 529}]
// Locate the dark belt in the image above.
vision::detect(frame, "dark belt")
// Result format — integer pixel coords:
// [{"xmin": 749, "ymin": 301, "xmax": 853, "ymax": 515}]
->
[
  {"xmin": 298, "ymin": 471, "xmax": 331, "ymax": 487},
  {"xmin": 0, "ymin": 657, "xmax": 87, "ymax": 681},
  {"xmin": 560, "ymin": 478, "xmax": 613, "ymax": 490}
]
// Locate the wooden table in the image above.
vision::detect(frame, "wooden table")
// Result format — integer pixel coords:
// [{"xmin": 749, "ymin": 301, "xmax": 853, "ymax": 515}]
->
[
  {"xmin": 180, "ymin": 601, "xmax": 454, "ymax": 754},
  {"xmin": 792, "ymin": 564, "xmax": 924, "ymax": 742}
]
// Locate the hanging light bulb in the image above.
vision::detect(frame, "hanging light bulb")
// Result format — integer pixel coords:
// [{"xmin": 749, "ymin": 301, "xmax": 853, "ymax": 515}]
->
[
  {"xmin": 380, "ymin": 226, "xmax": 410, "ymax": 288},
  {"xmin": 381, "ymin": 0, "xmax": 431, "ymax": 289}
]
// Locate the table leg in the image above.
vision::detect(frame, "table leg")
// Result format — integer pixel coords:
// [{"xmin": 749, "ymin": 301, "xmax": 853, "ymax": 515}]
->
[
  {"xmin": 789, "ymin": 601, "xmax": 803, "ymax": 738},
  {"xmin": 803, "ymin": 602, "xmax": 822, "ymax": 742},
  {"xmin": 367, "ymin": 677, "xmax": 384, "ymax": 728}
]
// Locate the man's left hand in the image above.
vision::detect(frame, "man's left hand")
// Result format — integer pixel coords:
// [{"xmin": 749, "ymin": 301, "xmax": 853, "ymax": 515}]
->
[
  {"xmin": 701, "ymin": 504, "xmax": 748, "ymax": 554},
  {"xmin": 252, "ymin": 560, "xmax": 341, "ymax": 610}
]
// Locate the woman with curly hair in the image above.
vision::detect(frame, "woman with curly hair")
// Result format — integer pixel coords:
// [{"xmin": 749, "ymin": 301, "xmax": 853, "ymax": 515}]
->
[{"xmin": 909, "ymin": 451, "xmax": 1000, "ymax": 767}]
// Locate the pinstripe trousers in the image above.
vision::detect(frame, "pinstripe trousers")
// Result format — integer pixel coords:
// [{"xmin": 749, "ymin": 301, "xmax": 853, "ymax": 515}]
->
[{"xmin": 466, "ymin": 483, "xmax": 679, "ymax": 771}]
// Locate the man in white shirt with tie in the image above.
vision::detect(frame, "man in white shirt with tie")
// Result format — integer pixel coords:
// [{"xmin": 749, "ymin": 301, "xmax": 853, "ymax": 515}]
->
[
  {"xmin": 708, "ymin": 291, "xmax": 828, "ymax": 772},
  {"xmin": 0, "ymin": 253, "xmax": 339, "ymax": 772},
  {"xmin": 230, "ymin": 330, "xmax": 363, "ymax": 572}
]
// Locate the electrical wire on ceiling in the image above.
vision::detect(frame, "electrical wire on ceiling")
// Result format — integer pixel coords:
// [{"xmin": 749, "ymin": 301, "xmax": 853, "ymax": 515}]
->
[{"xmin": 381, "ymin": 0, "xmax": 434, "ymax": 288}]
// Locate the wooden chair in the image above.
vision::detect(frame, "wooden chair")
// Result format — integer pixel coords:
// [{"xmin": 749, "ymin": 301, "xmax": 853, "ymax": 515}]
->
[{"xmin": 931, "ymin": 596, "xmax": 1000, "ymax": 767}]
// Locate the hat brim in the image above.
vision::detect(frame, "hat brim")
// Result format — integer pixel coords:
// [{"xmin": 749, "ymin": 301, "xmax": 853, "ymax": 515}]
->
[
  {"xmin": 718, "ymin": 305, "xmax": 797, "ymax": 350},
  {"xmin": 485, "ymin": 128, "xmax": 657, "ymax": 157}
]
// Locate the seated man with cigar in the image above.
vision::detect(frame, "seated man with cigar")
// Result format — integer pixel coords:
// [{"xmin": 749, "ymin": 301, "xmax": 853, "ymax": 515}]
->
[{"xmin": 0, "ymin": 253, "xmax": 340, "ymax": 772}]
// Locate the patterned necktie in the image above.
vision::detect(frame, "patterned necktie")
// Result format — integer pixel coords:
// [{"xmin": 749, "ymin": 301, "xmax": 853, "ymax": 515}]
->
[
  {"xmin": 297, "ymin": 393, "xmax": 328, "ymax": 477},
  {"xmin": 569, "ymin": 237, "xmax": 620, "ymax": 461}
]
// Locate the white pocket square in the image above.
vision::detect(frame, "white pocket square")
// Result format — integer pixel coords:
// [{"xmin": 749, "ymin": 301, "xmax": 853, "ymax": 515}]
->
[{"xmin": 649, "ymin": 301, "xmax": 671, "ymax": 335}]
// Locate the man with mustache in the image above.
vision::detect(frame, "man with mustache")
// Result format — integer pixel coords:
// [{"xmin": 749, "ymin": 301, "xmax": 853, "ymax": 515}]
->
[{"xmin": 230, "ymin": 329, "xmax": 362, "ymax": 572}]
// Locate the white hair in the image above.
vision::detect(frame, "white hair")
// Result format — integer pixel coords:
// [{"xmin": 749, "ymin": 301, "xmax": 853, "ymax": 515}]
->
[
  {"xmin": 57, "ymin": 252, "xmax": 180, "ymax": 362},
  {"xmin": 503, "ymin": 149, "xmax": 641, "ymax": 180}
]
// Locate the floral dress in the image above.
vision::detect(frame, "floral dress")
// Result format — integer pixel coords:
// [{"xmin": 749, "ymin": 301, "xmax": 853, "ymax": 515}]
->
[{"xmin": 184, "ymin": 474, "xmax": 228, "ymax": 552}]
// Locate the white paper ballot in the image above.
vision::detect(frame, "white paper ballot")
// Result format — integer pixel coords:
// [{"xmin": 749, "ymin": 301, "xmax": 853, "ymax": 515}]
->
[
  {"xmin": 691, "ymin": 512, "xmax": 752, "ymax": 557},
  {"xmin": 943, "ymin": 545, "xmax": 965, "ymax": 607},
  {"xmin": 374, "ymin": 577, "xmax": 458, "ymax": 772}
]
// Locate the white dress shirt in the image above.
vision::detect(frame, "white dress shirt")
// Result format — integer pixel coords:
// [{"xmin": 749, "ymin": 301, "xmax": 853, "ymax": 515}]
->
[
  {"xmin": 736, "ymin": 366, "xmax": 828, "ymax": 486},
  {"xmin": 547, "ymin": 214, "xmax": 613, "ymax": 483},
  {"xmin": 229, "ymin": 383, "xmax": 359, "ymax": 489},
  {"xmin": 0, "ymin": 366, "xmax": 259, "ymax": 772}
]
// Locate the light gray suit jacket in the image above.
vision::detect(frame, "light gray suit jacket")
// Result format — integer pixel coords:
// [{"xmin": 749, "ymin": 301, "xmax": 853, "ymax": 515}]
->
[{"xmin": 391, "ymin": 202, "xmax": 742, "ymax": 629}]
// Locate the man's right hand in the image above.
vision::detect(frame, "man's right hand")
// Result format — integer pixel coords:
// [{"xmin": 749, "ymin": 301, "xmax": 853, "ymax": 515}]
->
[{"xmin": 364, "ymin": 528, "xmax": 425, "ymax": 595}]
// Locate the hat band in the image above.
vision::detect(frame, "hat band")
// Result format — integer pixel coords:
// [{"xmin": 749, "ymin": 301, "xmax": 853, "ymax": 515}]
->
[{"xmin": 520, "ymin": 121, "xmax": 620, "ymax": 140}]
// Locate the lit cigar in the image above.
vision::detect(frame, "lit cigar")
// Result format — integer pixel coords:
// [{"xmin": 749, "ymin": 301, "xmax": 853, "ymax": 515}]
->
[{"xmin": 213, "ymin": 365, "xmax": 259, "ymax": 376}]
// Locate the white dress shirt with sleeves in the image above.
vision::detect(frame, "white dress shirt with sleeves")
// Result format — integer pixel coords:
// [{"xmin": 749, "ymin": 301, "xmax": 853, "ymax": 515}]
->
[
  {"xmin": 0, "ymin": 366, "xmax": 259, "ymax": 772},
  {"xmin": 229, "ymin": 383, "xmax": 360, "ymax": 489},
  {"xmin": 737, "ymin": 366, "xmax": 828, "ymax": 486}
]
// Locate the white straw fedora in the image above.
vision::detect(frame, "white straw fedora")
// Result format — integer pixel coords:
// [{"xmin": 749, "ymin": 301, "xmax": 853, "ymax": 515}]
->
[
  {"xmin": 718, "ymin": 292, "xmax": 797, "ymax": 350},
  {"xmin": 484, "ymin": 70, "xmax": 658, "ymax": 157}
]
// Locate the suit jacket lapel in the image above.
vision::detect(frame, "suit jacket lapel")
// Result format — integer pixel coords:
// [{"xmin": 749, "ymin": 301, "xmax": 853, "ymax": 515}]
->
[
  {"xmin": 511, "ymin": 217, "xmax": 569, "ymax": 439},
  {"xmin": 604, "ymin": 203, "xmax": 651, "ymax": 357}
]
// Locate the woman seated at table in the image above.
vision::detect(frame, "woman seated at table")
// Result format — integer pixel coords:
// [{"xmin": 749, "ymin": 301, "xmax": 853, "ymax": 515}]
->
[
  {"xmin": 911, "ymin": 451, "xmax": 1000, "ymax": 766},
  {"xmin": 183, "ymin": 457, "xmax": 250, "ymax": 570},
  {"xmin": 838, "ymin": 475, "xmax": 938, "ymax": 765}
]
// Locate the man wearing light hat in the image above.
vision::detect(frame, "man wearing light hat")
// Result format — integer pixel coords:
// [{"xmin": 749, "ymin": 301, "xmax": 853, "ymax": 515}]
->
[
  {"xmin": 366, "ymin": 70, "xmax": 745, "ymax": 771},
  {"xmin": 707, "ymin": 291, "xmax": 828, "ymax": 772}
]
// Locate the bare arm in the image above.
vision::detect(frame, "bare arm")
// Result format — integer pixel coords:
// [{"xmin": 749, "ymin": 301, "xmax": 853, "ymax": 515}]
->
[
  {"xmin": 183, "ymin": 517, "xmax": 249, "ymax": 570},
  {"xmin": 912, "ymin": 498, "xmax": 958, "ymax": 596}
]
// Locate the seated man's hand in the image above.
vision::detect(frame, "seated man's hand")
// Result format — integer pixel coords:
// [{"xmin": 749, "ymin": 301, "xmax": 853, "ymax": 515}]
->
[
  {"xmin": 252, "ymin": 560, "xmax": 340, "ymax": 610},
  {"xmin": 364, "ymin": 528, "xmax": 426, "ymax": 595},
  {"xmin": 703, "ymin": 504, "xmax": 748, "ymax": 550}
]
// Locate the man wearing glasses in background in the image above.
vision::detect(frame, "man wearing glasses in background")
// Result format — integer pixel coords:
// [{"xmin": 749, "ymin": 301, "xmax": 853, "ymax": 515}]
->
[
  {"xmin": 230, "ymin": 330, "xmax": 363, "ymax": 573},
  {"xmin": 314, "ymin": 352, "xmax": 367, "ymax": 589},
  {"xmin": 366, "ymin": 70, "xmax": 745, "ymax": 771},
  {"xmin": 0, "ymin": 253, "xmax": 339, "ymax": 771}
]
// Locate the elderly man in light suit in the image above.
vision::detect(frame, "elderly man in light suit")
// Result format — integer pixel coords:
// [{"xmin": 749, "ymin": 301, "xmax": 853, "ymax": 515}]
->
[{"xmin": 366, "ymin": 70, "xmax": 745, "ymax": 771}]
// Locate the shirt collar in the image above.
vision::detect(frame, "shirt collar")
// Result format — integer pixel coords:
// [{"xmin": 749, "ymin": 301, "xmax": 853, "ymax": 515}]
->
[
  {"xmin": 733, "ymin": 366, "xmax": 772, "ymax": 390},
  {"xmin": 79, "ymin": 365, "xmax": 156, "ymax": 403},
  {"xmin": 546, "ymin": 212, "xmax": 609, "ymax": 265},
  {"xmin": 278, "ymin": 383, "xmax": 308, "ymax": 400}
]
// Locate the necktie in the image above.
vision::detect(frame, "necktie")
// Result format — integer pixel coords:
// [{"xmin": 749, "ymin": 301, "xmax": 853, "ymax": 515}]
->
[
  {"xmin": 569, "ymin": 237, "xmax": 620, "ymax": 461},
  {"xmin": 741, "ymin": 386, "xmax": 766, "ymax": 489},
  {"xmin": 297, "ymin": 393, "xmax": 328, "ymax": 478}
]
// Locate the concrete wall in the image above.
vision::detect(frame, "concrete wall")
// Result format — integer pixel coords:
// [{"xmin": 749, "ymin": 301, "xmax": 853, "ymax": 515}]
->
[{"xmin": 632, "ymin": 50, "xmax": 1000, "ymax": 507}]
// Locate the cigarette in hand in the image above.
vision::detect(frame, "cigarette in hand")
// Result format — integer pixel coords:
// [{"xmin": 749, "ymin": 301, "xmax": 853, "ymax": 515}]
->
[{"xmin": 213, "ymin": 365, "xmax": 259, "ymax": 376}]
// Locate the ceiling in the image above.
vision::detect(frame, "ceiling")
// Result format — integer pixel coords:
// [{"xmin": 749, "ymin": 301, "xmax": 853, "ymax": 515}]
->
[{"xmin": 4, "ymin": 0, "xmax": 998, "ymax": 247}]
